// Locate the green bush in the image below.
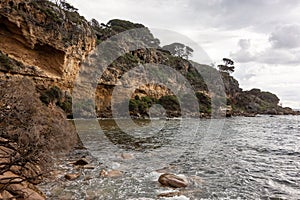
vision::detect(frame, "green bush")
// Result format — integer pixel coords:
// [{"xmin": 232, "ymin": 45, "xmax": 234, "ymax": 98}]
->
[
  {"xmin": 0, "ymin": 52, "xmax": 13, "ymax": 71},
  {"xmin": 158, "ymin": 95, "xmax": 180, "ymax": 111},
  {"xmin": 40, "ymin": 86, "xmax": 62, "ymax": 105},
  {"xmin": 129, "ymin": 96, "xmax": 157, "ymax": 115},
  {"xmin": 57, "ymin": 95, "xmax": 72, "ymax": 114}
]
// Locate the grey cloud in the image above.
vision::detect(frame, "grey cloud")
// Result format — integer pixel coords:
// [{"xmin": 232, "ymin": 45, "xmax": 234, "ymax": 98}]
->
[
  {"xmin": 269, "ymin": 24, "xmax": 300, "ymax": 49},
  {"xmin": 69, "ymin": 0, "xmax": 300, "ymax": 33},
  {"xmin": 231, "ymin": 37, "xmax": 300, "ymax": 65},
  {"xmin": 185, "ymin": 0, "xmax": 300, "ymax": 31},
  {"xmin": 230, "ymin": 39, "xmax": 253, "ymax": 63},
  {"xmin": 238, "ymin": 39, "xmax": 251, "ymax": 50}
]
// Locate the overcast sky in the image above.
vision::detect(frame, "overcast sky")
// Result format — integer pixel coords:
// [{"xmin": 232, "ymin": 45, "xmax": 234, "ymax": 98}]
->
[{"xmin": 69, "ymin": 0, "xmax": 300, "ymax": 109}]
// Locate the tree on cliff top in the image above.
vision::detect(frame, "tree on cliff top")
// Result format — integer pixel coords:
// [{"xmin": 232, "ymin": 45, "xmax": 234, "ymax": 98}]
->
[
  {"xmin": 217, "ymin": 58, "xmax": 235, "ymax": 73},
  {"xmin": 52, "ymin": 0, "xmax": 78, "ymax": 12},
  {"xmin": 90, "ymin": 19, "xmax": 160, "ymax": 47},
  {"xmin": 162, "ymin": 43, "xmax": 194, "ymax": 59}
]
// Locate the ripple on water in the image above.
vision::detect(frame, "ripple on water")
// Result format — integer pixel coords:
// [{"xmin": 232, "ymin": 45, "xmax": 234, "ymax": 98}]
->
[{"xmin": 40, "ymin": 116, "xmax": 300, "ymax": 199}]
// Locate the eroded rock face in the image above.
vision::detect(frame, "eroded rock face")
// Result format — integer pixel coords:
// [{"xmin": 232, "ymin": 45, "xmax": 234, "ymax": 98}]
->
[{"xmin": 0, "ymin": 0, "xmax": 95, "ymax": 87}]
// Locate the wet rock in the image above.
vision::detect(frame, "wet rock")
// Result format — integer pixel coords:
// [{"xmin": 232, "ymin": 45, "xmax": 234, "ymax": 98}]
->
[
  {"xmin": 158, "ymin": 173, "xmax": 188, "ymax": 188},
  {"xmin": 0, "ymin": 137, "xmax": 9, "ymax": 143},
  {"xmin": 0, "ymin": 171, "xmax": 23, "ymax": 184},
  {"xmin": 64, "ymin": 173, "xmax": 81, "ymax": 180},
  {"xmin": 121, "ymin": 153, "xmax": 134, "ymax": 160},
  {"xmin": 73, "ymin": 158, "xmax": 89, "ymax": 166},
  {"xmin": 0, "ymin": 190, "xmax": 14, "ymax": 199},
  {"xmin": 158, "ymin": 191, "xmax": 182, "ymax": 198},
  {"xmin": 83, "ymin": 175, "xmax": 93, "ymax": 181},
  {"xmin": 100, "ymin": 169, "xmax": 123, "ymax": 178},
  {"xmin": 21, "ymin": 162, "xmax": 43, "ymax": 184},
  {"xmin": 0, "ymin": 171, "xmax": 46, "ymax": 199},
  {"xmin": 83, "ymin": 165, "xmax": 95, "ymax": 169},
  {"xmin": 7, "ymin": 182, "xmax": 46, "ymax": 200},
  {"xmin": 99, "ymin": 169, "xmax": 108, "ymax": 177}
]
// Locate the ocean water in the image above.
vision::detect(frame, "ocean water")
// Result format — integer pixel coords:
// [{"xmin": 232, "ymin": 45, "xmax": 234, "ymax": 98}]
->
[{"xmin": 41, "ymin": 115, "xmax": 300, "ymax": 200}]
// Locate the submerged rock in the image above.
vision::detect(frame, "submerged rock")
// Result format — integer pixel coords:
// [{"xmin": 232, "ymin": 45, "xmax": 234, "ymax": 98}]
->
[
  {"xmin": 100, "ymin": 169, "xmax": 123, "ymax": 178},
  {"xmin": 64, "ymin": 173, "xmax": 81, "ymax": 181},
  {"xmin": 158, "ymin": 191, "xmax": 183, "ymax": 198},
  {"xmin": 158, "ymin": 173, "xmax": 188, "ymax": 188},
  {"xmin": 73, "ymin": 158, "xmax": 89, "ymax": 166},
  {"xmin": 121, "ymin": 153, "xmax": 134, "ymax": 160}
]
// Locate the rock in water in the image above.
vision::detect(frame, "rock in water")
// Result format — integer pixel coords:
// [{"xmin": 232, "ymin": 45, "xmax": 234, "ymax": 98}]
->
[
  {"xmin": 73, "ymin": 158, "xmax": 89, "ymax": 166},
  {"xmin": 158, "ymin": 173, "xmax": 188, "ymax": 188},
  {"xmin": 121, "ymin": 153, "xmax": 134, "ymax": 160},
  {"xmin": 65, "ymin": 173, "xmax": 81, "ymax": 180},
  {"xmin": 100, "ymin": 169, "xmax": 123, "ymax": 178}
]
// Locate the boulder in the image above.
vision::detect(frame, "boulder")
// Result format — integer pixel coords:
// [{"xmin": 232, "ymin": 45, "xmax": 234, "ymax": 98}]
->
[
  {"xmin": 121, "ymin": 153, "xmax": 134, "ymax": 160},
  {"xmin": 100, "ymin": 169, "xmax": 123, "ymax": 178},
  {"xmin": 0, "ymin": 190, "xmax": 14, "ymax": 200},
  {"xmin": 64, "ymin": 173, "xmax": 81, "ymax": 181},
  {"xmin": 158, "ymin": 173, "xmax": 188, "ymax": 188},
  {"xmin": 73, "ymin": 158, "xmax": 89, "ymax": 166},
  {"xmin": 6, "ymin": 181, "xmax": 46, "ymax": 200}
]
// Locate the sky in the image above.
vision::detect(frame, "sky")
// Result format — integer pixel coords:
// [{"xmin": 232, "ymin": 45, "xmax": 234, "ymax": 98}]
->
[{"xmin": 68, "ymin": 0, "xmax": 300, "ymax": 109}]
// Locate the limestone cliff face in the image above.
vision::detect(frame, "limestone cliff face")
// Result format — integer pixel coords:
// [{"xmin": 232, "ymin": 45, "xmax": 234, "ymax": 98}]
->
[
  {"xmin": 0, "ymin": 0, "xmax": 95, "ymax": 88},
  {"xmin": 91, "ymin": 48, "xmax": 206, "ymax": 117}
]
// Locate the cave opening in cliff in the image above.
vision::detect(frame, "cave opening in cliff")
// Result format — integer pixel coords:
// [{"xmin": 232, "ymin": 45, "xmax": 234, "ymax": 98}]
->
[{"xmin": 0, "ymin": 15, "xmax": 65, "ymax": 77}]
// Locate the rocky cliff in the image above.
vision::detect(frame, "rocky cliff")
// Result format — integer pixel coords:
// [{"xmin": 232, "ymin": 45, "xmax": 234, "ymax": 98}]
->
[{"xmin": 0, "ymin": 0, "xmax": 95, "ymax": 88}]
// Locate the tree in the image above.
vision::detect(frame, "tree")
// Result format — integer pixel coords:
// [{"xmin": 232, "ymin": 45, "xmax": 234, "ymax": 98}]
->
[
  {"xmin": 61, "ymin": 1, "xmax": 78, "ymax": 11},
  {"xmin": 51, "ymin": 0, "xmax": 78, "ymax": 12},
  {"xmin": 185, "ymin": 46, "xmax": 194, "ymax": 59},
  {"xmin": 162, "ymin": 43, "xmax": 194, "ymax": 59},
  {"xmin": 217, "ymin": 58, "xmax": 235, "ymax": 73},
  {"xmin": 98, "ymin": 19, "xmax": 160, "ymax": 48}
]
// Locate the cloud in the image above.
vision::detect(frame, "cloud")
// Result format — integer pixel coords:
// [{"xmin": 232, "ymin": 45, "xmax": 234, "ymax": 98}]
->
[
  {"xmin": 231, "ymin": 34, "xmax": 300, "ymax": 65},
  {"xmin": 69, "ymin": 0, "xmax": 300, "ymax": 32},
  {"xmin": 269, "ymin": 24, "xmax": 300, "ymax": 49},
  {"xmin": 230, "ymin": 39, "xmax": 254, "ymax": 63},
  {"xmin": 238, "ymin": 39, "xmax": 251, "ymax": 50}
]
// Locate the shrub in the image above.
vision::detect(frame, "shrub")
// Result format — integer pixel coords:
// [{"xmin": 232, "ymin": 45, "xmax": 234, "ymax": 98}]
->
[
  {"xmin": 40, "ymin": 86, "xmax": 62, "ymax": 105},
  {"xmin": 158, "ymin": 95, "xmax": 180, "ymax": 111},
  {"xmin": 0, "ymin": 52, "xmax": 13, "ymax": 71}
]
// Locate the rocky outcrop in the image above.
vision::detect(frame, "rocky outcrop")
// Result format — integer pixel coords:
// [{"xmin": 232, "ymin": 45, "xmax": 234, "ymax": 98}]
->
[
  {"xmin": 232, "ymin": 88, "xmax": 295, "ymax": 115},
  {"xmin": 0, "ymin": 0, "xmax": 95, "ymax": 88}
]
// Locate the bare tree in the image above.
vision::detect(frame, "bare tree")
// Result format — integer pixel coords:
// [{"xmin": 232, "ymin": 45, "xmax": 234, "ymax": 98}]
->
[{"xmin": 162, "ymin": 43, "xmax": 194, "ymax": 59}]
